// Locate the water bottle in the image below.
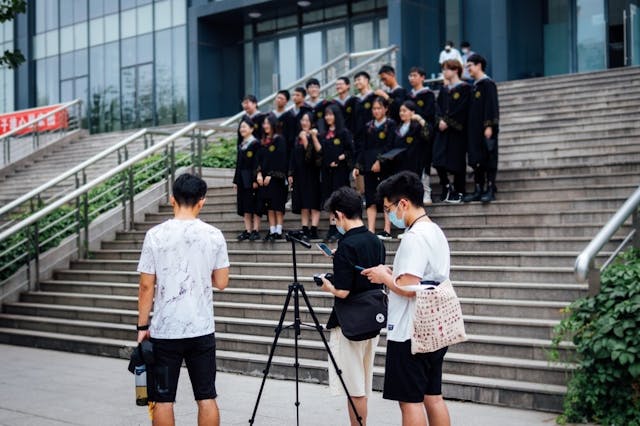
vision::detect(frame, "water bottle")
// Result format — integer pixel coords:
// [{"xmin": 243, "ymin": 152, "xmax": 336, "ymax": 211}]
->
[{"xmin": 134, "ymin": 364, "xmax": 148, "ymax": 406}]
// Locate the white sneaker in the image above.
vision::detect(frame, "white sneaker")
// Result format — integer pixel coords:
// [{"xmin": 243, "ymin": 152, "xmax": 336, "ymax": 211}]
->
[{"xmin": 423, "ymin": 194, "xmax": 432, "ymax": 205}]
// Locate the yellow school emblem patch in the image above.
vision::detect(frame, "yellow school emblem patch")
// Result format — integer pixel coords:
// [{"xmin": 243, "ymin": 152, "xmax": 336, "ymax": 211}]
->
[
  {"xmin": 364, "ymin": 102, "xmax": 371, "ymax": 109},
  {"xmin": 268, "ymin": 145, "xmax": 276, "ymax": 152},
  {"xmin": 453, "ymin": 92, "xmax": 460, "ymax": 100},
  {"xmin": 333, "ymin": 138, "xmax": 341, "ymax": 146},
  {"xmin": 417, "ymin": 100, "xmax": 424, "ymax": 107},
  {"xmin": 346, "ymin": 106, "xmax": 352, "ymax": 113},
  {"xmin": 406, "ymin": 136, "xmax": 414, "ymax": 144},
  {"xmin": 254, "ymin": 123, "xmax": 259, "ymax": 129},
  {"xmin": 378, "ymin": 131, "xmax": 386, "ymax": 139},
  {"xmin": 317, "ymin": 112, "xmax": 323, "ymax": 118},
  {"xmin": 246, "ymin": 151, "xmax": 253, "ymax": 158},
  {"xmin": 475, "ymin": 91, "xmax": 481, "ymax": 99}
]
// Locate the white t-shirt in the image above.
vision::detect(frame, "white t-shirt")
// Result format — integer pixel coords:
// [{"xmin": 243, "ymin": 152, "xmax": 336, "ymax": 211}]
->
[
  {"xmin": 137, "ymin": 218, "xmax": 230, "ymax": 339},
  {"xmin": 439, "ymin": 48, "xmax": 463, "ymax": 65},
  {"xmin": 387, "ymin": 221, "xmax": 450, "ymax": 342}
]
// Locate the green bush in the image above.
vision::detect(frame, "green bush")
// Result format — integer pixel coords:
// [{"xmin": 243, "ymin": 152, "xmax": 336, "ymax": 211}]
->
[
  {"xmin": 201, "ymin": 137, "xmax": 236, "ymax": 168},
  {"xmin": 551, "ymin": 248, "xmax": 640, "ymax": 425}
]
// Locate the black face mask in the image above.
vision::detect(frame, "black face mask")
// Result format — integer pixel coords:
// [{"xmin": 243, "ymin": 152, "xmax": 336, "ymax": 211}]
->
[{"xmin": 445, "ymin": 47, "xmax": 451, "ymax": 52}]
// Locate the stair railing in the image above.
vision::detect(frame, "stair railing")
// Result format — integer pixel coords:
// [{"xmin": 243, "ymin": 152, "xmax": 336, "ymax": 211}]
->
[
  {"xmin": 575, "ymin": 184, "xmax": 640, "ymax": 294},
  {"xmin": 0, "ymin": 122, "xmax": 219, "ymax": 289},
  {"xmin": 0, "ymin": 99, "xmax": 84, "ymax": 167}
]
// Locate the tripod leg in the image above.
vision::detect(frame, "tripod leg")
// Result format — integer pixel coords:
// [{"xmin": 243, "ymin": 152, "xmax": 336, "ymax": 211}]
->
[
  {"xmin": 293, "ymin": 285, "xmax": 301, "ymax": 426},
  {"xmin": 248, "ymin": 284, "xmax": 294, "ymax": 425},
  {"xmin": 298, "ymin": 285, "xmax": 364, "ymax": 426}
]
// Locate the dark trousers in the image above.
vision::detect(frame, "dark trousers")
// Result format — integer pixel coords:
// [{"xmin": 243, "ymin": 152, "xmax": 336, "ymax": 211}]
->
[
  {"xmin": 471, "ymin": 165, "xmax": 497, "ymax": 188},
  {"xmin": 436, "ymin": 167, "xmax": 465, "ymax": 194}
]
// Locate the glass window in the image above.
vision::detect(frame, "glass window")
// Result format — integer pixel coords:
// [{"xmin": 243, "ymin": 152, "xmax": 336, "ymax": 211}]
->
[
  {"xmin": 36, "ymin": 59, "xmax": 48, "ymax": 105},
  {"xmin": 60, "ymin": 26, "xmax": 75, "ymax": 54},
  {"xmin": 544, "ymin": 0, "xmax": 571, "ymax": 75},
  {"xmin": 46, "ymin": 1, "xmax": 59, "ymax": 31},
  {"xmin": 303, "ymin": 10, "xmax": 323, "ymax": 25},
  {"xmin": 244, "ymin": 24, "xmax": 252, "ymax": 40},
  {"xmin": 137, "ymin": 5, "xmax": 153, "ymax": 35},
  {"xmin": 61, "ymin": 79, "xmax": 74, "ymax": 103},
  {"xmin": 62, "ymin": 0, "xmax": 76, "ymax": 27},
  {"xmin": 325, "ymin": 5, "xmax": 348, "ymax": 19},
  {"xmin": 352, "ymin": 21, "xmax": 374, "ymax": 52},
  {"xmin": 303, "ymin": 31, "xmax": 323, "ymax": 75},
  {"xmin": 137, "ymin": 34, "xmax": 153, "ymax": 64},
  {"xmin": 121, "ymin": 0, "xmax": 137, "ymax": 10},
  {"xmin": 61, "ymin": 52, "xmax": 75, "ymax": 79},
  {"xmin": 378, "ymin": 18, "xmax": 388, "ymax": 47},
  {"xmin": 33, "ymin": 34, "xmax": 46, "ymax": 59},
  {"xmin": 278, "ymin": 36, "xmax": 297, "ymax": 88},
  {"xmin": 104, "ymin": 41, "xmax": 121, "ymax": 130},
  {"xmin": 173, "ymin": 26, "xmax": 188, "ymax": 123},
  {"xmin": 75, "ymin": 22, "xmax": 89, "ymax": 50},
  {"xmin": 155, "ymin": 0, "xmax": 172, "ymax": 31},
  {"xmin": 90, "ymin": 17, "xmax": 105, "ymax": 46},
  {"xmin": 577, "ymin": 0, "xmax": 606, "ymax": 71},
  {"xmin": 172, "ymin": 0, "xmax": 186, "ymax": 27},
  {"xmin": 75, "ymin": 48, "xmax": 88, "ymax": 76},
  {"xmin": 277, "ymin": 15, "xmax": 296, "ymax": 31},
  {"xmin": 74, "ymin": 0, "xmax": 88, "ymax": 23},
  {"xmin": 104, "ymin": 1, "xmax": 118, "ymax": 15},
  {"xmin": 46, "ymin": 30, "xmax": 60, "ymax": 57},
  {"xmin": 121, "ymin": 37, "xmax": 137, "ymax": 67},
  {"xmin": 75, "ymin": 76, "xmax": 89, "ymax": 120},
  {"xmin": 244, "ymin": 42, "xmax": 254, "ymax": 96},
  {"xmin": 138, "ymin": 63, "xmax": 154, "ymax": 127},
  {"xmin": 89, "ymin": 0, "xmax": 105, "ymax": 19},
  {"xmin": 258, "ymin": 40, "xmax": 275, "ymax": 99},
  {"xmin": 36, "ymin": 2, "xmax": 46, "ymax": 34},
  {"xmin": 352, "ymin": 0, "xmax": 376, "ymax": 13},
  {"xmin": 257, "ymin": 20, "xmax": 276, "ymax": 33},
  {"xmin": 155, "ymin": 29, "xmax": 173, "ymax": 125},
  {"xmin": 326, "ymin": 26, "xmax": 346, "ymax": 61},
  {"xmin": 46, "ymin": 56, "xmax": 60, "ymax": 104},
  {"xmin": 89, "ymin": 44, "xmax": 105, "ymax": 132},
  {"xmin": 3, "ymin": 21, "xmax": 13, "ymax": 42},
  {"xmin": 121, "ymin": 8, "xmax": 137, "ymax": 39},
  {"xmin": 104, "ymin": 14, "xmax": 120, "ymax": 43},
  {"xmin": 445, "ymin": 0, "xmax": 461, "ymax": 45}
]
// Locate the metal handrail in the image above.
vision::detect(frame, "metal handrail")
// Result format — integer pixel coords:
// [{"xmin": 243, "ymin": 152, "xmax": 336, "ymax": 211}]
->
[
  {"xmin": 220, "ymin": 46, "xmax": 397, "ymax": 127},
  {"xmin": 0, "ymin": 99, "xmax": 82, "ymax": 141},
  {"xmin": 575, "ymin": 184, "xmax": 640, "ymax": 294}
]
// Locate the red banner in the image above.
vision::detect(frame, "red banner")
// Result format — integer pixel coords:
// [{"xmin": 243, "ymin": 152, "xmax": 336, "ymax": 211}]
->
[{"xmin": 0, "ymin": 104, "xmax": 69, "ymax": 136}]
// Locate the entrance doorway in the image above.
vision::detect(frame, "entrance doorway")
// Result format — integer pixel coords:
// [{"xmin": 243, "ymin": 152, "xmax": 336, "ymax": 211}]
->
[{"xmin": 608, "ymin": 0, "xmax": 640, "ymax": 67}]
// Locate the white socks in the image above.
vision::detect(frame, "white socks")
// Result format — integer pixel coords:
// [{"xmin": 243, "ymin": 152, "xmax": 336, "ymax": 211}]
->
[
  {"xmin": 275, "ymin": 224, "xmax": 282, "ymax": 234},
  {"xmin": 270, "ymin": 226, "xmax": 277, "ymax": 234}
]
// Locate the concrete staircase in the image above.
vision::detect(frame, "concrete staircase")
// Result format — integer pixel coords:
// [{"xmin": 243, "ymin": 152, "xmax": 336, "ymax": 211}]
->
[{"xmin": 2, "ymin": 68, "xmax": 640, "ymax": 412}]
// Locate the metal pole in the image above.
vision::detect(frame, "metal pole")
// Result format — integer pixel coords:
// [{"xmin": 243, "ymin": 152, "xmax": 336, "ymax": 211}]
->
[
  {"xmin": 170, "ymin": 142, "xmax": 176, "ymax": 186},
  {"xmin": 33, "ymin": 221, "xmax": 40, "ymax": 291},
  {"xmin": 164, "ymin": 146, "xmax": 170, "ymax": 203},
  {"xmin": 128, "ymin": 167, "xmax": 135, "ymax": 231},
  {"xmin": 75, "ymin": 173, "xmax": 82, "ymax": 259},
  {"xmin": 190, "ymin": 133, "xmax": 196, "ymax": 175},
  {"xmin": 197, "ymin": 131, "xmax": 203, "ymax": 177},
  {"xmin": 118, "ymin": 149, "xmax": 127, "ymax": 229},
  {"xmin": 82, "ymin": 170, "xmax": 89, "ymax": 258}
]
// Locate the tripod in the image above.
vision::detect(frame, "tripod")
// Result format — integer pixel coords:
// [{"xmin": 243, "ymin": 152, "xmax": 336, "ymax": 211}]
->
[{"xmin": 248, "ymin": 232, "xmax": 363, "ymax": 426}]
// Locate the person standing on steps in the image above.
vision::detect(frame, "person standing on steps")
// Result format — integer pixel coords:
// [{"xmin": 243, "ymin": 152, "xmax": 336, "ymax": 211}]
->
[
  {"xmin": 463, "ymin": 54, "xmax": 500, "ymax": 203},
  {"xmin": 375, "ymin": 64, "xmax": 407, "ymax": 124},
  {"xmin": 238, "ymin": 94, "xmax": 266, "ymax": 142},
  {"xmin": 137, "ymin": 173, "xmax": 230, "ymax": 426},
  {"xmin": 233, "ymin": 117, "xmax": 262, "ymax": 241}
]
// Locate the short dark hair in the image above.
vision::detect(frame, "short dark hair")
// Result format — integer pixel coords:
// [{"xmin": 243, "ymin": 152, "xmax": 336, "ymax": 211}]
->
[
  {"xmin": 277, "ymin": 90, "xmax": 290, "ymax": 101},
  {"xmin": 306, "ymin": 78, "xmax": 320, "ymax": 88},
  {"xmin": 378, "ymin": 64, "xmax": 395, "ymax": 76},
  {"xmin": 372, "ymin": 96, "xmax": 388, "ymax": 109},
  {"xmin": 294, "ymin": 87, "xmax": 307, "ymax": 97},
  {"xmin": 401, "ymin": 100, "xmax": 418, "ymax": 112},
  {"xmin": 377, "ymin": 171, "xmax": 424, "ymax": 207},
  {"xmin": 324, "ymin": 103, "xmax": 345, "ymax": 133},
  {"xmin": 467, "ymin": 53, "xmax": 487, "ymax": 71},
  {"xmin": 408, "ymin": 66, "xmax": 426, "ymax": 77},
  {"xmin": 240, "ymin": 116, "xmax": 255, "ymax": 131},
  {"xmin": 337, "ymin": 76, "xmax": 350, "ymax": 85},
  {"xmin": 461, "ymin": 41, "xmax": 471, "ymax": 48},
  {"xmin": 446, "ymin": 40, "xmax": 455, "ymax": 47},
  {"xmin": 325, "ymin": 186, "xmax": 363, "ymax": 219},
  {"xmin": 172, "ymin": 173, "xmax": 207, "ymax": 207},
  {"xmin": 354, "ymin": 71, "xmax": 370, "ymax": 81},
  {"xmin": 243, "ymin": 94, "xmax": 258, "ymax": 104},
  {"xmin": 442, "ymin": 59, "xmax": 463, "ymax": 78}
]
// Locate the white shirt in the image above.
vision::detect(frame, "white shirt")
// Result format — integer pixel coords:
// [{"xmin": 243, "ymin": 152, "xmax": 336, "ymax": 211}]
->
[
  {"xmin": 439, "ymin": 48, "xmax": 463, "ymax": 65},
  {"xmin": 387, "ymin": 221, "xmax": 450, "ymax": 342},
  {"xmin": 137, "ymin": 218, "xmax": 230, "ymax": 339}
]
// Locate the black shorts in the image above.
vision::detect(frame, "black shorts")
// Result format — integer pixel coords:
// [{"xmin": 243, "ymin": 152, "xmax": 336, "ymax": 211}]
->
[
  {"xmin": 383, "ymin": 339, "xmax": 447, "ymax": 402},
  {"xmin": 148, "ymin": 333, "xmax": 217, "ymax": 403},
  {"xmin": 363, "ymin": 173, "xmax": 383, "ymax": 208}
]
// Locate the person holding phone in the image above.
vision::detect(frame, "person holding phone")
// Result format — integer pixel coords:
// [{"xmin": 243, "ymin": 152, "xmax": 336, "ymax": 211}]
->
[{"xmin": 318, "ymin": 186, "xmax": 386, "ymax": 426}]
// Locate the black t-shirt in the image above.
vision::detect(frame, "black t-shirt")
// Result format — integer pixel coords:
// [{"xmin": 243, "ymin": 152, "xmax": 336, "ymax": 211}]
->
[{"xmin": 326, "ymin": 226, "xmax": 385, "ymax": 330}]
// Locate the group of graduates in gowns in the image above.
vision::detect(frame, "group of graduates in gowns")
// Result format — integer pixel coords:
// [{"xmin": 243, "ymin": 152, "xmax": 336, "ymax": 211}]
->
[{"xmin": 233, "ymin": 57, "xmax": 499, "ymax": 242}]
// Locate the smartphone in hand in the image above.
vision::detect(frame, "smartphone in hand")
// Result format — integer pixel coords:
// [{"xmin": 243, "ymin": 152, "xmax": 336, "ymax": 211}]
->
[{"xmin": 316, "ymin": 243, "xmax": 333, "ymax": 257}]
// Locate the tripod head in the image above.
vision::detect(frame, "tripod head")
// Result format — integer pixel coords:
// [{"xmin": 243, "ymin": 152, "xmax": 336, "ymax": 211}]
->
[{"xmin": 285, "ymin": 231, "xmax": 312, "ymax": 248}]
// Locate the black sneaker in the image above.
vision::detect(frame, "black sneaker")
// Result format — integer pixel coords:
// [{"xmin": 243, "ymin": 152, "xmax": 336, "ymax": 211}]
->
[
  {"xmin": 237, "ymin": 230, "xmax": 251, "ymax": 241},
  {"xmin": 480, "ymin": 186, "xmax": 496, "ymax": 203},
  {"xmin": 273, "ymin": 232, "xmax": 284, "ymax": 240},
  {"xmin": 445, "ymin": 192, "xmax": 463, "ymax": 203},
  {"xmin": 376, "ymin": 231, "xmax": 392, "ymax": 240},
  {"xmin": 309, "ymin": 227, "xmax": 319, "ymax": 240},
  {"xmin": 249, "ymin": 230, "xmax": 261, "ymax": 241},
  {"xmin": 439, "ymin": 184, "xmax": 451, "ymax": 202},
  {"xmin": 462, "ymin": 184, "xmax": 482, "ymax": 202},
  {"xmin": 263, "ymin": 232, "xmax": 275, "ymax": 242}
]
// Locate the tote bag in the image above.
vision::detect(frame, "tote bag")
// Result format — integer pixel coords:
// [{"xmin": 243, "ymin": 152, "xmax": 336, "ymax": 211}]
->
[{"xmin": 410, "ymin": 279, "xmax": 467, "ymax": 354}]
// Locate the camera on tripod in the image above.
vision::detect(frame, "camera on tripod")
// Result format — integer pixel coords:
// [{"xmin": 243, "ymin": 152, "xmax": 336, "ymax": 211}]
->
[{"xmin": 313, "ymin": 272, "xmax": 333, "ymax": 286}]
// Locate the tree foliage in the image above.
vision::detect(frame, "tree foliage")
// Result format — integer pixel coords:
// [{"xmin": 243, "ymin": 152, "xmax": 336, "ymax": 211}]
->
[{"xmin": 0, "ymin": 0, "xmax": 26, "ymax": 69}]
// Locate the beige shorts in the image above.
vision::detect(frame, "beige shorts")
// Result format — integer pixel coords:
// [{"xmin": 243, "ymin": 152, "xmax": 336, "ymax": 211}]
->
[{"xmin": 328, "ymin": 327, "xmax": 379, "ymax": 397}]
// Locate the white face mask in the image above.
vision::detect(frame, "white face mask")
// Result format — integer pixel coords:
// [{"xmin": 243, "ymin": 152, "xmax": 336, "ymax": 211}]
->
[{"xmin": 462, "ymin": 49, "xmax": 469, "ymax": 55}]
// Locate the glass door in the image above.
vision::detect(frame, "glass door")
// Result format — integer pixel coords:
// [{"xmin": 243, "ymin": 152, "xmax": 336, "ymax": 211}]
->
[
  {"xmin": 577, "ymin": 0, "xmax": 607, "ymax": 72},
  {"xmin": 121, "ymin": 63, "xmax": 154, "ymax": 130},
  {"xmin": 628, "ymin": 3, "xmax": 640, "ymax": 64},
  {"xmin": 257, "ymin": 40, "xmax": 275, "ymax": 99}
]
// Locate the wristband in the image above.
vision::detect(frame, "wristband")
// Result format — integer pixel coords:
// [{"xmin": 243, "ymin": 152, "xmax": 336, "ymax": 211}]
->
[{"xmin": 136, "ymin": 324, "xmax": 149, "ymax": 331}]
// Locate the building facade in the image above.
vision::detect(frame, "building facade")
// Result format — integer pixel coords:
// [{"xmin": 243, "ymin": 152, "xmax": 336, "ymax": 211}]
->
[{"xmin": 1, "ymin": 0, "xmax": 640, "ymax": 131}]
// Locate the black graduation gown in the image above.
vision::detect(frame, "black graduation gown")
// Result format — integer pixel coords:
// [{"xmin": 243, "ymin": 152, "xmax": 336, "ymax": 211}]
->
[
  {"xmin": 237, "ymin": 111, "xmax": 267, "ymax": 143},
  {"xmin": 274, "ymin": 109, "xmax": 297, "ymax": 163},
  {"xmin": 331, "ymin": 96, "xmax": 359, "ymax": 136},
  {"xmin": 392, "ymin": 121, "xmax": 430, "ymax": 176},
  {"xmin": 432, "ymin": 82, "xmax": 471, "ymax": 174},
  {"xmin": 308, "ymin": 99, "xmax": 330, "ymax": 132},
  {"xmin": 289, "ymin": 132, "xmax": 321, "ymax": 213},
  {"xmin": 319, "ymin": 128, "xmax": 354, "ymax": 200},
  {"xmin": 386, "ymin": 86, "xmax": 408, "ymax": 123},
  {"xmin": 353, "ymin": 92, "xmax": 377, "ymax": 160},
  {"xmin": 257, "ymin": 135, "xmax": 288, "ymax": 212},
  {"xmin": 467, "ymin": 77, "xmax": 500, "ymax": 169},
  {"xmin": 233, "ymin": 137, "xmax": 260, "ymax": 216},
  {"xmin": 408, "ymin": 88, "xmax": 436, "ymax": 126},
  {"xmin": 356, "ymin": 119, "xmax": 397, "ymax": 175}
]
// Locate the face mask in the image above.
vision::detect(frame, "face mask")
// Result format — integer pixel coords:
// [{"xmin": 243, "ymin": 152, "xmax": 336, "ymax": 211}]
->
[
  {"xmin": 462, "ymin": 49, "xmax": 469, "ymax": 55},
  {"xmin": 336, "ymin": 225, "xmax": 346, "ymax": 235},
  {"xmin": 388, "ymin": 209, "xmax": 406, "ymax": 229}
]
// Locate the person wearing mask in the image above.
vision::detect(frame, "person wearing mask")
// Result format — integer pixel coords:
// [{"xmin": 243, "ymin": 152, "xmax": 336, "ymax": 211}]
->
[
  {"xmin": 438, "ymin": 41, "xmax": 463, "ymax": 66},
  {"xmin": 362, "ymin": 170, "xmax": 452, "ymax": 426},
  {"xmin": 311, "ymin": 104, "xmax": 354, "ymax": 242},
  {"xmin": 257, "ymin": 114, "xmax": 288, "ymax": 241},
  {"xmin": 463, "ymin": 54, "xmax": 500, "ymax": 203},
  {"xmin": 432, "ymin": 59, "xmax": 471, "ymax": 203},
  {"xmin": 375, "ymin": 64, "xmax": 407, "ymax": 124},
  {"xmin": 233, "ymin": 118, "xmax": 262, "ymax": 241},
  {"xmin": 319, "ymin": 186, "xmax": 386, "ymax": 426},
  {"xmin": 407, "ymin": 66, "xmax": 436, "ymax": 205},
  {"xmin": 288, "ymin": 111, "xmax": 322, "ymax": 241},
  {"xmin": 353, "ymin": 97, "xmax": 395, "ymax": 239},
  {"xmin": 460, "ymin": 41, "xmax": 475, "ymax": 82}
]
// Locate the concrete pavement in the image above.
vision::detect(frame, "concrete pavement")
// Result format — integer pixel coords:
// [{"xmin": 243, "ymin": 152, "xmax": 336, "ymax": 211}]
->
[{"xmin": 0, "ymin": 344, "xmax": 561, "ymax": 425}]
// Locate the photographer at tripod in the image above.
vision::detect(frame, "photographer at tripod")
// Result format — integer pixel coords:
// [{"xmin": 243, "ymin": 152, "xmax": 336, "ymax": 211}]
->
[{"xmin": 318, "ymin": 187, "xmax": 386, "ymax": 426}]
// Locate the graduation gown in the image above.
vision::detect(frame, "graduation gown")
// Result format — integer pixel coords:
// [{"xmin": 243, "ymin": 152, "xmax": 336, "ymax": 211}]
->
[
  {"xmin": 385, "ymin": 86, "xmax": 408, "ymax": 123},
  {"xmin": 273, "ymin": 109, "xmax": 297, "ymax": 164},
  {"xmin": 257, "ymin": 135, "xmax": 288, "ymax": 212},
  {"xmin": 353, "ymin": 92, "xmax": 377, "ymax": 160},
  {"xmin": 331, "ymin": 96, "xmax": 359, "ymax": 136},
  {"xmin": 233, "ymin": 137, "xmax": 260, "ymax": 216},
  {"xmin": 432, "ymin": 82, "xmax": 471, "ymax": 174},
  {"xmin": 392, "ymin": 121, "xmax": 430, "ymax": 176},
  {"xmin": 467, "ymin": 77, "xmax": 500, "ymax": 169},
  {"xmin": 355, "ymin": 119, "xmax": 397, "ymax": 175},
  {"xmin": 318, "ymin": 128, "xmax": 354, "ymax": 200},
  {"xmin": 289, "ymin": 132, "xmax": 321, "ymax": 213},
  {"xmin": 308, "ymin": 99, "xmax": 330, "ymax": 133},
  {"xmin": 237, "ymin": 111, "xmax": 267, "ymax": 143},
  {"xmin": 408, "ymin": 88, "xmax": 436, "ymax": 126}
]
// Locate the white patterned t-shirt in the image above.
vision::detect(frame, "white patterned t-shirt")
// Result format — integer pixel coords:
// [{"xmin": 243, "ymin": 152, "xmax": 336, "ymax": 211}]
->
[{"xmin": 137, "ymin": 218, "xmax": 230, "ymax": 339}]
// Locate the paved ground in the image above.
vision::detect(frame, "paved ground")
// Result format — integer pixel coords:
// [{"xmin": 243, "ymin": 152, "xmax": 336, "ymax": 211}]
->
[{"xmin": 0, "ymin": 344, "xmax": 563, "ymax": 425}]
